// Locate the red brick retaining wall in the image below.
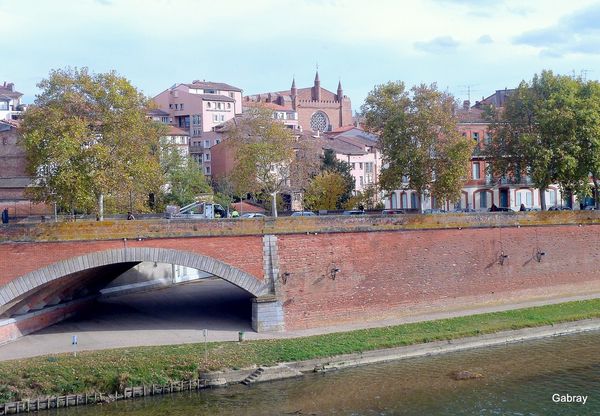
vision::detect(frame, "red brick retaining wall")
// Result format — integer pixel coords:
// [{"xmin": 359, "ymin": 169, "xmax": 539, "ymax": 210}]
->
[{"xmin": 277, "ymin": 225, "xmax": 600, "ymax": 329}]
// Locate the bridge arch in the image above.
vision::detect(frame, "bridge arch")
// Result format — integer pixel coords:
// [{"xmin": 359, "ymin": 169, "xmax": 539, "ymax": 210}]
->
[{"xmin": 0, "ymin": 247, "xmax": 270, "ymax": 317}]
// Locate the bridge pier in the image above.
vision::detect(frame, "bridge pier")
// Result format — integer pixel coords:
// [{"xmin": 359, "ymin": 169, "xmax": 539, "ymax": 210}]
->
[{"xmin": 252, "ymin": 295, "xmax": 284, "ymax": 332}]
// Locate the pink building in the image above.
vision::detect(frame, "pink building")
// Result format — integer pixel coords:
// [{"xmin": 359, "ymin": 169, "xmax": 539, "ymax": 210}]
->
[
  {"xmin": 152, "ymin": 81, "xmax": 243, "ymax": 177},
  {"xmin": 322, "ymin": 127, "xmax": 382, "ymax": 195}
]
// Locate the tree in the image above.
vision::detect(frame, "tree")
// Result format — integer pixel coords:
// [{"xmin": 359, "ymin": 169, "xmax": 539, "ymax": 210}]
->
[
  {"xmin": 362, "ymin": 82, "xmax": 473, "ymax": 211},
  {"xmin": 20, "ymin": 67, "xmax": 163, "ymax": 219},
  {"xmin": 320, "ymin": 148, "xmax": 355, "ymax": 207},
  {"xmin": 486, "ymin": 71, "xmax": 585, "ymax": 210},
  {"xmin": 344, "ymin": 184, "xmax": 382, "ymax": 210},
  {"xmin": 161, "ymin": 142, "xmax": 211, "ymax": 207},
  {"xmin": 226, "ymin": 108, "xmax": 295, "ymax": 217},
  {"xmin": 573, "ymin": 79, "xmax": 600, "ymax": 208},
  {"xmin": 303, "ymin": 171, "xmax": 348, "ymax": 210}
]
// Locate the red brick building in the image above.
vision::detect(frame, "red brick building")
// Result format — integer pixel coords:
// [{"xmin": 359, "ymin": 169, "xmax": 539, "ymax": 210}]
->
[
  {"xmin": 0, "ymin": 120, "xmax": 47, "ymax": 218},
  {"xmin": 244, "ymin": 72, "xmax": 353, "ymax": 133}
]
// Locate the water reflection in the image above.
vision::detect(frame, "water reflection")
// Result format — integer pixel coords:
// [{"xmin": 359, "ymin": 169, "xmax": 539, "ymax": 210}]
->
[{"xmin": 50, "ymin": 330, "xmax": 600, "ymax": 415}]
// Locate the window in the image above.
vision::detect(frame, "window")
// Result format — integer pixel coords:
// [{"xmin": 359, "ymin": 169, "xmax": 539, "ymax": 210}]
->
[
  {"xmin": 204, "ymin": 89, "xmax": 216, "ymax": 94},
  {"xmin": 473, "ymin": 163, "xmax": 480, "ymax": 180},
  {"xmin": 229, "ymin": 92, "xmax": 234, "ymax": 98},
  {"xmin": 207, "ymin": 102, "xmax": 211, "ymax": 108},
  {"xmin": 480, "ymin": 192, "xmax": 488, "ymax": 208},
  {"xmin": 227, "ymin": 103, "xmax": 231, "ymax": 109},
  {"xmin": 359, "ymin": 162, "xmax": 363, "ymax": 170},
  {"xmin": 220, "ymin": 115, "xmax": 225, "ymax": 121},
  {"xmin": 401, "ymin": 193, "xmax": 408, "ymax": 208},
  {"xmin": 549, "ymin": 189, "xmax": 557, "ymax": 206},
  {"xmin": 161, "ymin": 116, "xmax": 169, "ymax": 124},
  {"xmin": 351, "ymin": 163, "xmax": 356, "ymax": 169},
  {"xmin": 217, "ymin": 102, "xmax": 223, "ymax": 110},
  {"xmin": 402, "ymin": 175, "xmax": 409, "ymax": 183},
  {"xmin": 215, "ymin": 139, "xmax": 221, "ymax": 144},
  {"xmin": 310, "ymin": 111, "xmax": 329, "ymax": 132},
  {"xmin": 169, "ymin": 104, "xmax": 173, "ymax": 109},
  {"xmin": 472, "ymin": 132, "xmax": 479, "ymax": 142},
  {"xmin": 180, "ymin": 103, "xmax": 184, "ymax": 110},
  {"xmin": 204, "ymin": 140, "xmax": 210, "ymax": 147},
  {"xmin": 205, "ymin": 166, "xmax": 211, "ymax": 174},
  {"xmin": 410, "ymin": 193, "xmax": 418, "ymax": 209},
  {"xmin": 205, "ymin": 153, "xmax": 210, "ymax": 161},
  {"xmin": 360, "ymin": 176, "xmax": 364, "ymax": 186},
  {"xmin": 484, "ymin": 132, "xmax": 491, "ymax": 145},
  {"xmin": 213, "ymin": 114, "xmax": 218, "ymax": 122},
  {"xmin": 365, "ymin": 162, "xmax": 373, "ymax": 173}
]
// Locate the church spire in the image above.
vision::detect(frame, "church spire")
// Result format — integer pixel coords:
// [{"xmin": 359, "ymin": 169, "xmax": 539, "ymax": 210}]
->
[
  {"xmin": 291, "ymin": 76, "xmax": 297, "ymax": 110},
  {"xmin": 337, "ymin": 79, "xmax": 343, "ymax": 101},
  {"xmin": 313, "ymin": 70, "xmax": 321, "ymax": 101}
]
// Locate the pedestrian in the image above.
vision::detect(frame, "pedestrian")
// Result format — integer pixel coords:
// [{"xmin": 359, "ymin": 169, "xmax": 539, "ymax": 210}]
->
[
  {"xmin": 1, "ymin": 208, "xmax": 8, "ymax": 224},
  {"xmin": 489, "ymin": 204, "xmax": 498, "ymax": 212},
  {"xmin": 127, "ymin": 211, "xmax": 135, "ymax": 220},
  {"xmin": 520, "ymin": 203, "xmax": 526, "ymax": 212},
  {"xmin": 231, "ymin": 209, "xmax": 239, "ymax": 218}
]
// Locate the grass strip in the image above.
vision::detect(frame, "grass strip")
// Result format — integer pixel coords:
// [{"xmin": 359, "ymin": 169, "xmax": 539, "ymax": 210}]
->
[{"xmin": 2, "ymin": 298, "xmax": 600, "ymax": 402}]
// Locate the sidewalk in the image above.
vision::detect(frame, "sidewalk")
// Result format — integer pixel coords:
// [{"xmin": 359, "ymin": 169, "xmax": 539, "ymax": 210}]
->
[{"xmin": 1, "ymin": 280, "xmax": 600, "ymax": 361}]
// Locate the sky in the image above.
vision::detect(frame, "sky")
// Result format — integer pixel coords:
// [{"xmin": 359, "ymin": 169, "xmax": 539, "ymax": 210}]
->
[{"xmin": 2, "ymin": 0, "xmax": 600, "ymax": 110}]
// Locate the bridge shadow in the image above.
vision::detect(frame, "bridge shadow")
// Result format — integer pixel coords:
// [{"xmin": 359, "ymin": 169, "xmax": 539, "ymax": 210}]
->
[{"xmin": 37, "ymin": 278, "xmax": 254, "ymax": 335}]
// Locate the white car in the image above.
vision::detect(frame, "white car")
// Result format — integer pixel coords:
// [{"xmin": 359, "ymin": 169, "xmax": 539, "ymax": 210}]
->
[
  {"xmin": 239, "ymin": 213, "xmax": 267, "ymax": 218},
  {"xmin": 291, "ymin": 211, "xmax": 316, "ymax": 217}
]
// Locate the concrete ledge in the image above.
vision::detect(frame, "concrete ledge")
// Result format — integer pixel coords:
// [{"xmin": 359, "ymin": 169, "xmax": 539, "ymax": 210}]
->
[
  {"xmin": 2, "ymin": 211, "xmax": 600, "ymax": 243},
  {"xmin": 202, "ymin": 318, "xmax": 600, "ymax": 388},
  {"xmin": 0, "ymin": 297, "xmax": 95, "ymax": 345}
]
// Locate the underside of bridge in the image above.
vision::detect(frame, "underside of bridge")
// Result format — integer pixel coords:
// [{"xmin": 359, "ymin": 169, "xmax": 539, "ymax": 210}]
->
[{"xmin": 0, "ymin": 248, "xmax": 284, "ymax": 345}]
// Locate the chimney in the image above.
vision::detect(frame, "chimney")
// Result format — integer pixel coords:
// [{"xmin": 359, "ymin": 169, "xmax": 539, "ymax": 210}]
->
[{"xmin": 463, "ymin": 100, "xmax": 470, "ymax": 110}]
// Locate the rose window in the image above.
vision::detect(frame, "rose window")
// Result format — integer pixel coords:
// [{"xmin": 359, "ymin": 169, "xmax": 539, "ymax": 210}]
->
[{"xmin": 310, "ymin": 112, "xmax": 329, "ymax": 132}]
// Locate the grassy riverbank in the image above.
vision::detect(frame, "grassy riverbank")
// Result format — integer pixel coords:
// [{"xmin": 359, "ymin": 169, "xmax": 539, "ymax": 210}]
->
[{"xmin": 2, "ymin": 298, "xmax": 600, "ymax": 402}]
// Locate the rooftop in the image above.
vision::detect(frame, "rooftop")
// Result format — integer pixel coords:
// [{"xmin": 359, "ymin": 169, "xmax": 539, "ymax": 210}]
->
[
  {"xmin": 0, "ymin": 82, "xmax": 22, "ymax": 99},
  {"xmin": 185, "ymin": 81, "xmax": 242, "ymax": 93}
]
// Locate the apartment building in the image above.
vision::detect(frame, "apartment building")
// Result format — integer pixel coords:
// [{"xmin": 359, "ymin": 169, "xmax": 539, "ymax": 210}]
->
[{"xmin": 153, "ymin": 80, "xmax": 242, "ymax": 176}]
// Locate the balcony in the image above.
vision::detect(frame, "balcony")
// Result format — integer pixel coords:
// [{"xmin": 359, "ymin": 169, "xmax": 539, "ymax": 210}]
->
[{"xmin": 188, "ymin": 145, "xmax": 205, "ymax": 154}]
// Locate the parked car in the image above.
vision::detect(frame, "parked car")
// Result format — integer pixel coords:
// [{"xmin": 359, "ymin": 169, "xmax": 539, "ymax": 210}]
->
[
  {"xmin": 548, "ymin": 206, "xmax": 572, "ymax": 211},
  {"xmin": 342, "ymin": 210, "xmax": 365, "ymax": 215},
  {"xmin": 239, "ymin": 213, "xmax": 267, "ymax": 218},
  {"xmin": 423, "ymin": 209, "xmax": 446, "ymax": 214},
  {"xmin": 583, "ymin": 205, "xmax": 596, "ymax": 211},
  {"xmin": 291, "ymin": 211, "xmax": 317, "ymax": 217},
  {"xmin": 382, "ymin": 209, "xmax": 405, "ymax": 215},
  {"xmin": 452, "ymin": 208, "xmax": 477, "ymax": 213}
]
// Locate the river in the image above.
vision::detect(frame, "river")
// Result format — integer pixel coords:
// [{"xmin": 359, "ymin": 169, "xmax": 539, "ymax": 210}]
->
[{"xmin": 46, "ymin": 330, "xmax": 600, "ymax": 415}]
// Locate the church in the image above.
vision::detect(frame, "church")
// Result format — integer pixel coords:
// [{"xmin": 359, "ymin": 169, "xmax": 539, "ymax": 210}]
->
[{"xmin": 244, "ymin": 72, "xmax": 353, "ymax": 133}]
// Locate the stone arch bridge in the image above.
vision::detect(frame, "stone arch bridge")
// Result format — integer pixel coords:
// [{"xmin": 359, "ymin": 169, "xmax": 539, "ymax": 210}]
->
[{"xmin": 2, "ymin": 213, "xmax": 600, "ymax": 345}]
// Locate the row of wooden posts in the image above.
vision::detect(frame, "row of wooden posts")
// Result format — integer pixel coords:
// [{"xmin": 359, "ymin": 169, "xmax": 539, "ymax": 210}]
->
[{"xmin": 0, "ymin": 379, "xmax": 206, "ymax": 415}]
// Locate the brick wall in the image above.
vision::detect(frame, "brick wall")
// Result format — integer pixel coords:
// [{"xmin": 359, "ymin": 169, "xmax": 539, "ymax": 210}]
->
[
  {"xmin": 0, "ymin": 235, "xmax": 265, "ymax": 286},
  {"xmin": 277, "ymin": 225, "xmax": 600, "ymax": 329}
]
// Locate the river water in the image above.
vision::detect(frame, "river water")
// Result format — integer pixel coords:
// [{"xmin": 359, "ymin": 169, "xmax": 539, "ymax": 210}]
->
[{"xmin": 48, "ymin": 330, "xmax": 600, "ymax": 415}]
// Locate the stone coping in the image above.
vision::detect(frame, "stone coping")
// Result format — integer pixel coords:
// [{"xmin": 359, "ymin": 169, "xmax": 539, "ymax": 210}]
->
[{"xmin": 1, "ymin": 211, "xmax": 599, "ymax": 243}]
